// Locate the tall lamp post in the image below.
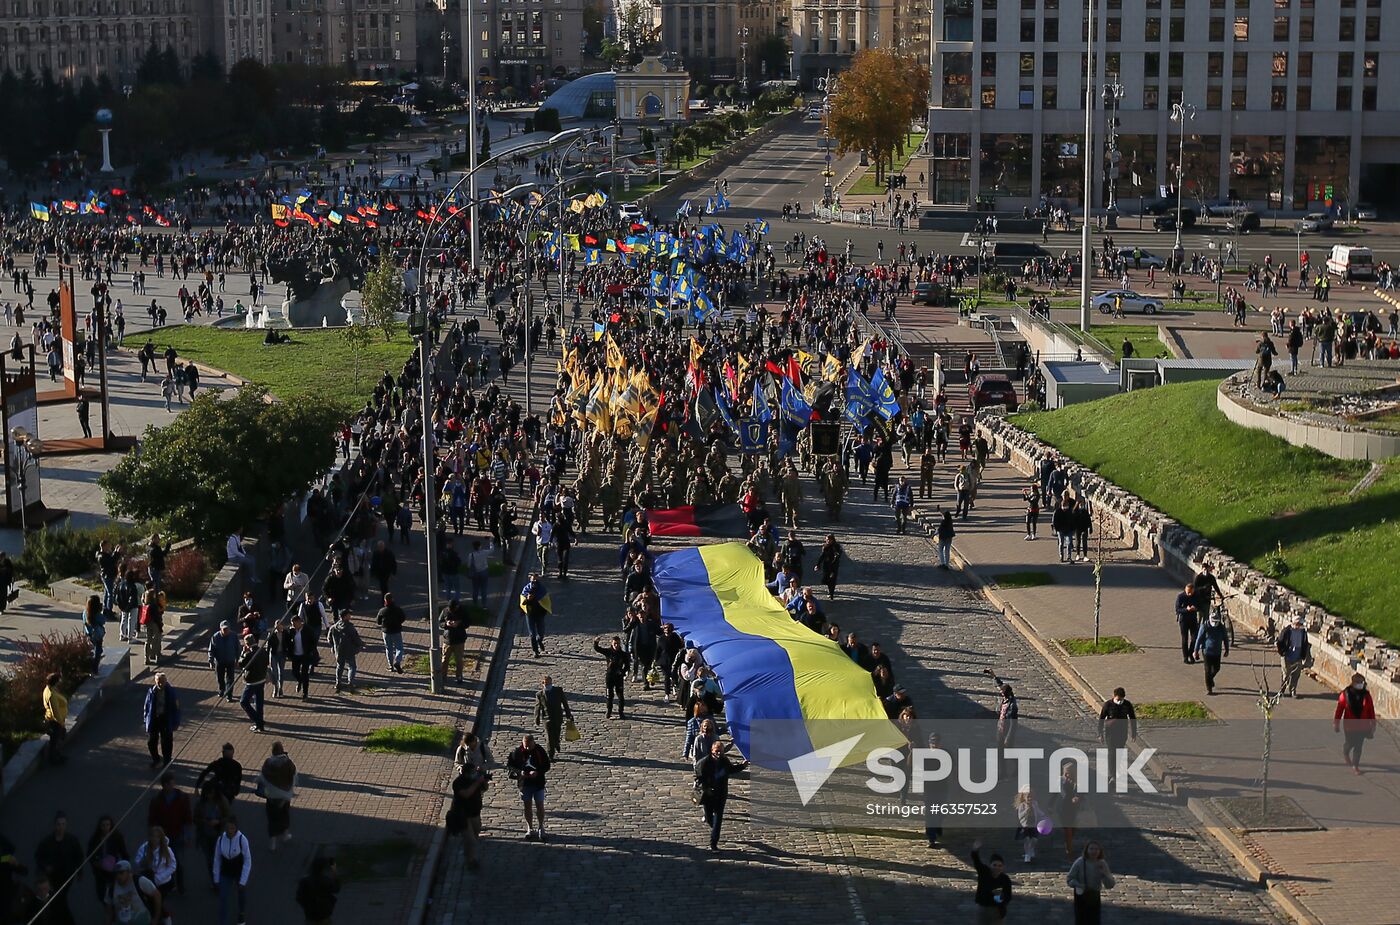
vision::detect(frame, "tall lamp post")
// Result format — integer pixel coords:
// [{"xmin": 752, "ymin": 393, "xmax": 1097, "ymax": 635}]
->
[
  {"xmin": 8, "ymin": 427, "xmax": 39, "ymax": 533},
  {"xmin": 1170, "ymin": 100, "xmax": 1196, "ymax": 268},
  {"xmin": 1102, "ymin": 75, "xmax": 1122, "ymax": 230},
  {"xmin": 1078, "ymin": 0, "xmax": 1097, "ymax": 332},
  {"xmin": 412, "ymin": 128, "xmax": 578, "ymax": 691},
  {"xmin": 819, "ymin": 70, "xmax": 836, "ymax": 205}
]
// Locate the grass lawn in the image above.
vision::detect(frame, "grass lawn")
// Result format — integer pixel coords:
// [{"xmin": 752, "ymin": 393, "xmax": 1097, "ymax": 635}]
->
[
  {"xmin": 991, "ymin": 570, "xmax": 1056, "ymax": 588},
  {"xmin": 848, "ymin": 133, "xmax": 927, "ymax": 196},
  {"xmin": 1090, "ymin": 324, "xmax": 1171, "ymax": 359},
  {"xmin": 1016, "ymin": 380, "xmax": 1400, "ymax": 643},
  {"xmin": 616, "ymin": 180, "xmax": 665, "ymax": 202},
  {"xmin": 1058, "ymin": 636, "xmax": 1140, "ymax": 655},
  {"xmin": 1135, "ymin": 701, "xmax": 1215, "ymax": 721},
  {"xmin": 152, "ymin": 327, "xmax": 414, "ymax": 412},
  {"xmin": 364, "ymin": 723, "xmax": 457, "ymax": 755}
]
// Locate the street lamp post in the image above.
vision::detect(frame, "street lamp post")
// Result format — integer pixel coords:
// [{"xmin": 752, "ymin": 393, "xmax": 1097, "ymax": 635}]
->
[
  {"xmin": 8, "ymin": 427, "xmax": 38, "ymax": 533},
  {"xmin": 1170, "ymin": 100, "xmax": 1196, "ymax": 269},
  {"xmin": 1102, "ymin": 75, "xmax": 1122, "ymax": 230},
  {"xmin": 412, "ymin": 129, "xmax": 578, "ymax": 691},
  {"xmin": 467, "ymin": 0, "xmax": 480, "ymax": 270},
  {"xmin": 1078, "ymin": 0, "xmax": 1096, "ymax": 333},
  {"xmin": 819, "ymin": 70, "xmax": 835, "ymax": 205}
]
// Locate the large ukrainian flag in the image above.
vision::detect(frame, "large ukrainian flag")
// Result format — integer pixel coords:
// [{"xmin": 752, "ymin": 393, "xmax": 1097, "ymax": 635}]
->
[{"xmin": 653, "ymin": 543, "xmax": 906, "ymax": 769}]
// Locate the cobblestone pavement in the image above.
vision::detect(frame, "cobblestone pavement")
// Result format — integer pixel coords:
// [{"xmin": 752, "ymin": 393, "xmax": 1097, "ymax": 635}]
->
[{"xmin": 433, "ymin": 467, "xmax": 1284, "ymax": 924}]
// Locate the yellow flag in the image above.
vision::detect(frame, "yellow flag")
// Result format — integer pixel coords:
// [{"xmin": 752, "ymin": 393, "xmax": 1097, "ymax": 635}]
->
[
  {"xmin": 851, "ymin": 337, "xmax": 870, "ymax": 372},
  {"xmin": 605, "ymin": 333, "xmax": 626, "ymax": 371},
  {"xmin": 823, "ymin": 353, "xmax": 842, "ymax": 382},
  {"xmin": 796, "ymin": 350, "xmax": 817, "ymax": 376},
  {"xmin": 570, "ymin": 199, "xmax": 586, "ymax": 214}
]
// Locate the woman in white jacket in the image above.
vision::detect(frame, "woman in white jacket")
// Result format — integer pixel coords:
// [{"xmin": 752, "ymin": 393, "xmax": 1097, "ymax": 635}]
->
[
  {"xmin": 133, "ymin": 826, "xmax": 178, "ymax": 899},
  {"xmin": 212, "ymin": 816, "xmax": 252, "ymax": 925}
]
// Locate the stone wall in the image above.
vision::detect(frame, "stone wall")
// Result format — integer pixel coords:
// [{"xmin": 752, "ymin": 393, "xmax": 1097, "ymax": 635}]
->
[{"xmin": 975, "ymin": 413, "xmax": 1400, "ymax": 717}]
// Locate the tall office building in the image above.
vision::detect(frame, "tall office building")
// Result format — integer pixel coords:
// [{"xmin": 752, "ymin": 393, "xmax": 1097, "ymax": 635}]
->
[
  {"xmin": 268, "ymin": 0, "xmax": 419, "ymax": 74},
  {"xmin": 790, "ymin": 0, "xmax": 894, "ymax": 86},
  {"xmin": 0, "ymin": 0, "xmax": 207, "ymax": 84},
  {"xmin": 660, "ymin": 0, "xmax": 784, "ymax": 83},
  {"xmin": 926, "ymin": 0, "xmax": 1400, "ymax": 211},
  {"xmin": 462, "ymin": 0, "xmax": 588, "ymax": 93},
  {"xmin": 214, "ymin": 0, "xmax": 274, "ymax": 65}
]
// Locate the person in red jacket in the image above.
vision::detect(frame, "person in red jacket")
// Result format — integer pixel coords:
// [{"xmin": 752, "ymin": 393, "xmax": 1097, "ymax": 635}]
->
[
  {"xmin": 1333, "ymin": 672, "xmax": 1377, "ymax": 774},
  {"xmin": 147, "ymin": 770, "xmax": 193, "ymax": 893}
]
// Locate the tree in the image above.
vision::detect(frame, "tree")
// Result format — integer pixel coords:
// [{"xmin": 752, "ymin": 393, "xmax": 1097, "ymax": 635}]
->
[
  {"xmin": 534, "ymin": 105, "xmax": 561, "ymax": 133},
  {"xmin": 614, "ymin": 0, "xmax": 656, "ymax": 58},
  {"xmin": 99, "ymin": 387, "xmax": 341, "ymax": 548},
  {"xmin": 341, "ymin": 315, "xmax": 374, "ymax": 387},
  {"xmin": 827, "ymin": 48, "xmax": 919, "ymax": 185},
  {"xmin": 479, "ymin": 121, "xmax": 491, "ymax": 160},
  {"xmin": 361, "ymin": 254, "xmax": 404, "ymax": 342},
  {"xmin": 600, "ymin": 38, "xmax": 627, "ymax": 68}
]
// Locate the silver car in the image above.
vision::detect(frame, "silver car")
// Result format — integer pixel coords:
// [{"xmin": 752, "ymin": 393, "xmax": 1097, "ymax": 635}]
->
[
  {"xmin": 1299, "ymin": 212, "xmax": 1334, "ymax": 232},
  {"xmin": 1093, "ymin": 290, "xmax": 1164, "ymax": 315},
  {"xmin": 1116, "ymin": 247, "xmax": 1167, "ymax": 269}
]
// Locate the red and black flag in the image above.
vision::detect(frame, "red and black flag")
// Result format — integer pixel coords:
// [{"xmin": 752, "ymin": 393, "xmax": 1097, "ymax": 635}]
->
[{"xmin": 647, "ymin": 502, "xmax": 749, "ymax": 538}]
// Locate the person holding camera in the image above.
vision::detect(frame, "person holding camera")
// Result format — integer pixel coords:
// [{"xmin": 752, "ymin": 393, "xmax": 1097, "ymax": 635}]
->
[{"xmin": 506, "ymin": 734, "xmax": 552, "ymax": 842}]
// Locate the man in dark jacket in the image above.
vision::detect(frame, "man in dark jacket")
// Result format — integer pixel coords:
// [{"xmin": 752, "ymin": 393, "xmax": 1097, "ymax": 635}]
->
[
  {"xmin": 32, "ymin": 812, "xmax": 83, "ymax": 924},
  {"xmin": 368, "ymin": 541, "xmax": 397, "ymax": 598},
  {"xmin": 195, "ymin": 743, "xmax": 243, "ymax": 803},
  {"xmin": 533, "ymin": 675, "xmax": 574, "ymax": 759},
  {"xmin": 296, "ymin": 856, "xmax": 340, "ymax": 924},
  {"xmin": 593, "ymin": 635, "xmax": 631, "ymax": 719},
  {"xmin": 506, "ymin": 734, "xmax": 552, "ymax": 841},
  {"xmin": 1098, "ymin": 687, "xmax": 1138, "ymax": 784},
  {"xmin": 375, "ymin": 592, "xmax": 407, "ymax": 673},
  {"xmin": 207, "ymin": 621, "xmax": 241, "ymax": 702},
  {"xmin": 1276, "ymin": 614, "xmax": 1312, "ymax": 697},
  {"xmin": 1175, "ymin": 583, "xmax": 1199, "ymax": 664},
  {"xmin": 1194, "ymin": 614, "xmax": 1231, "ymax": 694}
]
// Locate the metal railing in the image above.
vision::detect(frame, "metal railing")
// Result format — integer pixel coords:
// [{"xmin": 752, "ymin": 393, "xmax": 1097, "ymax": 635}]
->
[{"xmin": 1009, "ymin": 305, "xmax": 1115, "ymax": 362}]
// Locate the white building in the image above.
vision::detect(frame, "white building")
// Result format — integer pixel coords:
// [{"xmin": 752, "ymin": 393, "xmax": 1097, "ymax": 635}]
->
[{"xmin": 925, "ymin": 0, "xmax": 1399, "ymax": 213}]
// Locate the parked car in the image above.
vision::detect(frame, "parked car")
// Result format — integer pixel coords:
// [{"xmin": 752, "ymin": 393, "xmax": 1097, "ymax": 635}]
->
[
  {"xmin": 988, "ymin": 241, "xmax": 1051, "ymax": 269},
  {"xmin": 1142, "ymin": 197, "xmax": 1176, "ymax": 215},
  {"xmin": 1153, "ymin": 208, "xmax": 1197, "ymax": 231},
  {"xmin": 617, "ymin": 203, "xmax": 643, "ymax": 223},
  {"xmin": 1227, "ymin": 210, "xmax": 1262, "ymax": 233},
  {"xmin": 1299, "ymin": 212, "xmax": 1334, "ymax": 232},
  {"xmin": 1092, "ymin": 290, "xmax": 1165, "ymax": 315},
  {"xmin": 1354, "ymin": 203, "xmax": 1378, "ymax": 220},
  {"xmin": 912, "ymin": 280, "xmax": 950, "ymax": 305},
  {"xmin": 1115, "ymin": 247, "xmax": 1167, "ymax": 269},
  {"xmin": 1203, "ymin": 199, "xmax": 1245, "ymax": 217},
  {"xmin": 968, "ymin": 374, "xmax": 1019, "ymax": 412}
]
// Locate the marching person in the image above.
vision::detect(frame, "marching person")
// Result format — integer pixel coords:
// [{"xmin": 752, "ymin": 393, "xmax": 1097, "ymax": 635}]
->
[{"xmin": 593, "ymin": 634, "xmax": 631, "ymax": 719}]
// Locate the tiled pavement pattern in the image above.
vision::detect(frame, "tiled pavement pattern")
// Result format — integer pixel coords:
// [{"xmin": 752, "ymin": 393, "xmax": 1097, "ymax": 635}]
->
[{"xmin": 431, "ymin": 474, "xmax": 1284, "ymax": 924}]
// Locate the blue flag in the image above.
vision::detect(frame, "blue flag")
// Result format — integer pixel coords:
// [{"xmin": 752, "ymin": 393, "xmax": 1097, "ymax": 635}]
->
[
  {"xmin": 869, "ymin": 367, "xmax": 902, "ymax": 420},
  {"xmin": 780, "ymin": 377, "xmax": 813, "ymax": 428},
  {"xmin": 844, "ymin": 368, "xmax": 875, "ymax": 428},
  {"xmin": 753, "ymin": 379, "xmax": 773, "ymax": 423},
  {"xmin": 714, "ymin": 387, "xmax": 740, "ymax": 434},
  {"xmin": 738, "ymin": 417, "xmax": 768, "ymax": 454},
  {"xmin": 754, "ymin": 219, "xmax": 769, "ymax": 235}
]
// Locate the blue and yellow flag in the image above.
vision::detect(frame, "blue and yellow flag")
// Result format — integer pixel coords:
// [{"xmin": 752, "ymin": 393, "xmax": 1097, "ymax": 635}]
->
[
  {"xmin": 30, "ymin": 202, "xmax": 50, "ymax": 222},
  {"xmin": 780, "ymin": 377, "xmax": 813, "ymax": 428},
  {"xmin": 869, "ymin": 367, "xmax": 901, "ymax": 420},
  {"xmin": 845, "ymin": 368, "xmax": 875, "ymax": 427},
  {"xmin": 652, "ymin": 543, "xmax": 906, "ymax": 767}
]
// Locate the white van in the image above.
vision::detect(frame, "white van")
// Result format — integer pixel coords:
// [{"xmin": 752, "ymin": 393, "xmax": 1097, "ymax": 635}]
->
[{"xmin": 1326, "ymin": 245, "xmax": 1376, "ymax": 281}]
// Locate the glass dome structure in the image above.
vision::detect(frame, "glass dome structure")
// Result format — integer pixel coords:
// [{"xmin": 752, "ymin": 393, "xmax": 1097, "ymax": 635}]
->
[{"xmin": 538, "ymin": 71, "xmax": 617, "ymax": 120}]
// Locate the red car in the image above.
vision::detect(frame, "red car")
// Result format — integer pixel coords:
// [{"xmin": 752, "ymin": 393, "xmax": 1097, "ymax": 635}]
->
[{"xmin": 968, "ymin": 374, "xmax": 1019, "ymax": 412}]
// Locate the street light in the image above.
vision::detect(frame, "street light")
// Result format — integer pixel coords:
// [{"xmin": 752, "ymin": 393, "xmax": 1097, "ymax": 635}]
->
[
  {"xmin": 9, "ymin": 426, "xmax": 39, "ymax": 534},
  {"xmin": 410, "ymin": 127, "xmax": 576, "ymax": 692},
  {"xmin": 1101, "ymin": 76, "xmax": 1122, "ymax": 229},
  {"xmin": 1170, "ymin": 100, "xmax": 1196, "ymax": 267},
  {"xmin": 818, "ymin": 71, "xmax": 836, "ymax": 205},
  {"xmin": 1078, "ymin": 0, "xmax": 1096, "ymax": 333}
]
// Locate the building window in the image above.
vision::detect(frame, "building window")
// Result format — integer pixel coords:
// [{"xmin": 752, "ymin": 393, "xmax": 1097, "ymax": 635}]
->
[
  {"xmin": 1364, "ymin": 53, "xmax": 1377, "ymax": 77},
  {"xmin": 1019, "ymin": 87, "xmax": 1033, "ymax": 108},
  {"xmin": 1231, "ymin": 86, "xmax": 1246, "ymax": 108},
  {"xmin": 1339, "ymin": 17, "xmax": 1354, "ymax": 40},
  {"xmin": 1145, "ymin": 17, "xmax": 1160, "ymax": 40},
  {"xmin": 982, "ymin": 17, "xmax": 996, "ymax": 41},
  {"xmin": 1298, "ymin": 16, "xmax": 1312, "ymax": 40},
  {"xmin": 1297, "ymin": 52, "xmax": 1311, "ymax": 76},
  {"xmin": 1273, "ymin": 16, "xmax": 1288, "ymax": 40},
  {"xmin": 1044, "ymin": 54, "xmax": 1058, "ymax": 76},
  {"xmin": 1272, "ymin": 51, "xmax": 1287, "ymax": 76},
  {"xmin": 1145, "ymin": 52, "xmax": 1160, "ymax": 75},
  {"xmin": 982, "ymin": 134, "xmax": 1032, "ymax": 197},
  {"xmin": 1044, "ymin": 18, "xmax": 1057, "ymax": 41},
  {"xmin": 1106, "ymin": 51, "xmax": 1120, "ymax": 73},
  {"xmin": 1364, "ymin": 16, "xmax": 1378, "ymax": 40},
  {"xmin": 1233, "ymin": 17, "xmax": 1247, "ymax": 39},
  {"xmin": 1143, "ymin": 84, "xmax": 1158, "ymax": 108},
  {"xmin": 1207, "ymin": 85, "xmax": 1222, "ymax": 109},
  {"xmin": 981, "ymin": 86, "xmax": 996, "ymax": 107},
  {"xmin": 1105, "ymin": 17, "xmax": 1120, "ymax": 41},
  {"xmin": 1232, "ymin": 52, "xmax": 1246, "ymax": 77},
  {"xmin": 1020, "ymin": 18, "xmax": 1034, "ymax": 40},
  {"xmin": 1209, "ymin": 17, "xmax": 1223, "ymax": 40},
  {"xmin": 1296, "ymin": 85, "xmax": 1310, "ymax": 110},
  {"xmin": 1042, "ymin": 86, "xmax": 1057, "ymax": 108},
  {"xmin": 1019, "ymin": 51, "xmax": 1034, "ymax": 76},
  {"xmin": 1338, "ymin": 52, "xmax": 1353, "ymax": 78},
  {"xmin": 1207, "ymin": 52, "xmax": 1222, "ymax": 77},
  {"xmin": 1336, "ymin": 85, "xmax": 1351, "ymax": 109},
  {"xmin": 1270, "ymin": 86, "xmax": 1286, "ymax": 110},
  {"xmin": 1168, "ymin": 17, "xmax": 1183, "ymax": 40},
  {"xmin": 942, "ymin": 52, "xmax": 972, "ymax": 107},
  {"xmin": 981, "ymin": 52, "xmax": 997, "ymax": 77},
  {"xmin": 930, "ymin": 132, "xmax": 971, "ymax": 204},
  {"xmin": 1168, "ymin": 52, "xmax": 1182, "ymax": 77}
]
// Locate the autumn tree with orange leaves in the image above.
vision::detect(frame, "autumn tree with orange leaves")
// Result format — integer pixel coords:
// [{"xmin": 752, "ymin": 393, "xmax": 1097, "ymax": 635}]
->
[{"xmin": 827, "ymin": 49, "xmax": 930, "ymax": 185}]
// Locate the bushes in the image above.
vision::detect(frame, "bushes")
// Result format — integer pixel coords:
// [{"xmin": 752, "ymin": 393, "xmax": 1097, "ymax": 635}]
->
[
  {"xmin": 15, "ymin": 523, "xmax": 148, "ymax": 588},
  {"xmin": 161, "ymin": 548, "xmax": 213, "ymax": 602},
  {"xmin": 0, "ymin": 630, "xmax": 93, "ymax": 760}
]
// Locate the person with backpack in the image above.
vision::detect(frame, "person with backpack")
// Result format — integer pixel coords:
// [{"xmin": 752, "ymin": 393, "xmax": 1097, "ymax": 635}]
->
[
  {"xmin": 211, "ymin": 816, "xmax": 252, "ymax": 925},
  {"xmin": 328, "ymin": 612, "xmax": 364, "ymax": 693}
]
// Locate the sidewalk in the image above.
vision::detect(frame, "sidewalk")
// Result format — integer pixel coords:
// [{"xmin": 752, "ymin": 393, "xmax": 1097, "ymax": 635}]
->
[{"xmin": 935, "ymin": 459, "xmax": 1400, "ymax": 924}]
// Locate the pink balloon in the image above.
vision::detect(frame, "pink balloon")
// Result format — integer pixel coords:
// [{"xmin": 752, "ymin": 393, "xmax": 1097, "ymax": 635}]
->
[{"xmin": 1036, "ymin": 818, "xmax": 1054, "ymax": 836}]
